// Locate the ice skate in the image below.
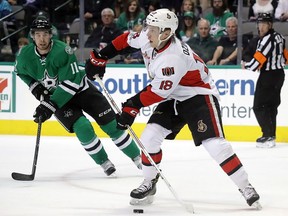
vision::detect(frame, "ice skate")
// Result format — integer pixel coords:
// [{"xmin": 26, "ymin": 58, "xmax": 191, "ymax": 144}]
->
[
  {"xmin": 132, "ymin": 155, "xmax": 142, "ymax": 170},
  {"xmin": 100, "ymin": 159, "xmax": 116, "ymax": 176},
  {"xmin": 256, "ymin": 136, "xmax": 275, "ymax": 148},
  {"xmin": 239, "ymin": 184, "xmax": 262, "ymax": 210},
  {"xmin": 130, "ymin": 174, "xmax": 160, "ymax": 205}
]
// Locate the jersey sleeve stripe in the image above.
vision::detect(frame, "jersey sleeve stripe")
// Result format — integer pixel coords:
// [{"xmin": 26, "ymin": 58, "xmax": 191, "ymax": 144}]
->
[
  {"xmin": 112, "ymin": 32, "xmax": 130, "ymax": 51},
  {"xmin": 140, "ymin": 85, "xmax": 164, "ymax": 106}
]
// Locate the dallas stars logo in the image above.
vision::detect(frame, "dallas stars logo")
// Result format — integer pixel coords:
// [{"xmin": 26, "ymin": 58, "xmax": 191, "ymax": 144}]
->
[{"xmin": 41, "ymin": 69, "xmax": 58, "ymax": 91}]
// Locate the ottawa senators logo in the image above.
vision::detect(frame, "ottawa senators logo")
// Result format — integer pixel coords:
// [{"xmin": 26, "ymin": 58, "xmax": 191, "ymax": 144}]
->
[
  {"xmin": 162, "ymin": 67, "xmax": 174, "ymax": 76},
  {"xmin": 197, "ymin": 120, "xmax": 207, "ymax": 133}
]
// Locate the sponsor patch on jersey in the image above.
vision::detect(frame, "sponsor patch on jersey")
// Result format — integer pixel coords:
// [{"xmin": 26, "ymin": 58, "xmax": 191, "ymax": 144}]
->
[
  {"xmin": 162, "ymin": 67, "xmax": 175, "ymax": 76},
  {"xmin": 65, "ymin": 45, "xmax": 74, "ymax": 55}
]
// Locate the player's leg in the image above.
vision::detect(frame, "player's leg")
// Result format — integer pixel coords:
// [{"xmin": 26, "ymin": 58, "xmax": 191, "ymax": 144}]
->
[
  {"xmin": 80, "ymin": 82, "xmax": 141, "ymax": 168},
  {"xmin": 129, "ymin": 123, "xmax": 168, "ymax": 205},
  {"xmin": 54, "ymin": 103, "xmax": 115, "ymax": 176},
  {"xmin": 130, "ymin": 100, "xmax": 185, "ymax": 205},
  {"xmin": 100, "ymin": 119, "xmax": 142, "ymax": 169},
  {"xmin": 180, "ymin": 95, "xmax": 260, "ymax": 208}
]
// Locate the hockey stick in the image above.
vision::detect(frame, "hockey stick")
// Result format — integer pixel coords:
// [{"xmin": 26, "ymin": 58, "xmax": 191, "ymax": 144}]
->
[
  {"xmin": 95, "ymin": 75, "xmax": 194, "ymax": 213},
  {"xmin": 11, "ymin": 115, "xmax": 43, "ymax": 181}
]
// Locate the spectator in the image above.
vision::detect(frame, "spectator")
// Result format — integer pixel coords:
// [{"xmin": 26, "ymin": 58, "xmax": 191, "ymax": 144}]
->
[
  {"xmin": 179, "ymin": 11, "xmax": 197, "ymax": 42},
  {"xmin": 116, "ymin": 0, "xmax": 146, "ymax": 32},
  {"xmin": 0, "ymin": 0, "xmax": 13, "ymax": 54},
  {"xmin": 83, "ymin": 0, "xmax": 115, "ymax": 32},
  {"xmin": 242, "ymin": 13, "xmax": 286, "ymax": 148},
  {"xmin": 207, "ymin": 16, "xmax": 239, "ymax": 65},
  {"xmin": 248, "ymin": 0, "xmax": 278, "ymax": 21},
  {"xmin": 15, "ymin": 36, "xmax": 29, "ymax": 54},
  {"xmin": 187, "ymin": 18, "xmax": 218, "ymax": 63},
  {"xmin": 85, "ymin": 8, "xmax": 123, "ymax": 49},
  {"xmin": 144, "ymin": 0, "xmax": 160, "ymax": 15},
  {"xmin": 0, "ymin": 0, "xmax": 12, "ymax": 19},
  {"xmin": 17, "ymin": 36, "xmax": 29, "ymax": 49},
  {"xmin": 274, "ymin": 0, "xmax": 288, "ymax": 21},
  {"xmin": 176, "ymin": 0, "xmax": 200, "ymax": 39},
  {"xmin": 114, "ymin": 0, "xmax": 125, "ymax": 18},
  {"xmin": 205, "ymin": 0, "xmax": 234, "ymax": 40}
]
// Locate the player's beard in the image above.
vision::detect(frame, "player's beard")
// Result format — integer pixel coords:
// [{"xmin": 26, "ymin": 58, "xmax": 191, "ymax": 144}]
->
[{"xmin": 35, "ymin": 41, "xmax": 51, "ymax": 54}]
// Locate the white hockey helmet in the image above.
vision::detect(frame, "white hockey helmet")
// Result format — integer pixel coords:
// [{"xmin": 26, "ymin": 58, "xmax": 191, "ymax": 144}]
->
[{"xmin": 145, "ymin": 8, "xmax": 178, "ymax": 34}]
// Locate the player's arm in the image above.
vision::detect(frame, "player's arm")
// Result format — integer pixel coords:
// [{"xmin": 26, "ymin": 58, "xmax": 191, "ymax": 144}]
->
[
  {"xmin": 14, "ymin": 63, "xmax": 50, "ymax": 101},
  {"xmin": 245, "ymin": 35, "xmax": 272, "ymax": 71},
  {"xmin": 116, "ymin": 84, "xmax": 165, "ymax": 130},
  {"xmin": 85, "ymin": 32, "xmax": 140, "ymax": 80},
  {"xmin": 49, "ymin": 51, "xmax": 83, "ymax": 108}
]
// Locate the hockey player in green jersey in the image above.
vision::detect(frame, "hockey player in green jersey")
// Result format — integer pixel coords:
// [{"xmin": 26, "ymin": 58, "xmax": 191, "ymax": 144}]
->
[{"xmin": 14, "ymin": 17, "xmax": 141, "ymax": 176}]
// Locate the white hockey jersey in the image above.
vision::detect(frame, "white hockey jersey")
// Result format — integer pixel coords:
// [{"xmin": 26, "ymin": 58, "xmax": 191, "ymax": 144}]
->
[{"xmin": 126, "ymin": 30, "xmax": 220, "ymax": 102}]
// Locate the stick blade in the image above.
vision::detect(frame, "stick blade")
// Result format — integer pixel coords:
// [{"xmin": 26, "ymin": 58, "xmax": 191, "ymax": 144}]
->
[{"xmin": 11, "ymin": 172, "xmax": 34, "ymax": 181}]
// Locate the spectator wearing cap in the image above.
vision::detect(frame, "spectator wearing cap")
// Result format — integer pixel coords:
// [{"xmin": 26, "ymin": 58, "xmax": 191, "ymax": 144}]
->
[
  {"xmin": 179, "ymin": 11, "xmax": 197, "ymax": 42},
  {"xmin": 28, "ymin": 10, "xmax": 59, "ymax": 42},
  {"xmin": 187, "ymin": 18, "xmax": 218, "ymax": 63}
]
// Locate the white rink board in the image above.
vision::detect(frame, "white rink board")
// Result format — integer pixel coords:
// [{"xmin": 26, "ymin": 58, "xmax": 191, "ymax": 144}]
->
[{"xmin": 1, "ymin": 65, "xmax": 288, "ymax": 126}]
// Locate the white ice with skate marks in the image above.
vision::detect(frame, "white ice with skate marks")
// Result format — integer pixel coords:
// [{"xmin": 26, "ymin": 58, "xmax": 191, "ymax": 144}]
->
[{"xmin": 0, "ymin": 135, "xmax": 288, "ymax": 216}]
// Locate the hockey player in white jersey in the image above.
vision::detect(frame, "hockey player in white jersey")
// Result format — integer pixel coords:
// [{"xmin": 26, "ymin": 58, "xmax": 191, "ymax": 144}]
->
[{"xmin": 85, "ymin": 9, "xmax": 261, "ymax": 209}]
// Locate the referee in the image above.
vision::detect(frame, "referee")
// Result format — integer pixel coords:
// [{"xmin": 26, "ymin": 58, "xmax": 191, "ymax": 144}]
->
[{"xmin": 242, "ymin": 13, "xmax": 287, "ymax": 148}]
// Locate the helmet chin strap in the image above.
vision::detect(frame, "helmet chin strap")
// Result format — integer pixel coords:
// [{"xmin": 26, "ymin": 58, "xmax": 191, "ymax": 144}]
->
[{"xmin": 156, "ymin": 28, "xmax": 173, "ymax": 49}]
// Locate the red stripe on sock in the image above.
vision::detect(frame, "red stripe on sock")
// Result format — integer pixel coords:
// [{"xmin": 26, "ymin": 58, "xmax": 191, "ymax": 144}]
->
[
  {"xmin": 220, "ymin": 154, "xmax": 242, "ymax": 175},
  {"xmin": 141, "ymin": 150, "xmax": 162, "ymax": 166}
]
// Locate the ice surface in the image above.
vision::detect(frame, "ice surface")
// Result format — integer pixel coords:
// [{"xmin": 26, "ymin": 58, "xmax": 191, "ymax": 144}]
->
[{"xmin": 0, "ymin": 135, "xmax": 287, "ymax": 216}]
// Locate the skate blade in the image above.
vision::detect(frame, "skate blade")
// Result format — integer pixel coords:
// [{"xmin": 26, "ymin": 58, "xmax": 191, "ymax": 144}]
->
[
  {"xmin": 108, "ymin": 172, "xmax": 117, "ymax": 178},
  {"xmin": 130, "ymin": 195, "xmax": 154, "ymax": 206},
  {"xmin": 252, "ymin": 201, "xmax": 262, "ymax": 210}
]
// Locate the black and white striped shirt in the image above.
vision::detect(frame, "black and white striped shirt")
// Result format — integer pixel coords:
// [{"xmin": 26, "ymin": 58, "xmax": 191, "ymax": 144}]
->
[{"xmin": 245, "ymin": 29, "xmax": 286, "ymax": 72}]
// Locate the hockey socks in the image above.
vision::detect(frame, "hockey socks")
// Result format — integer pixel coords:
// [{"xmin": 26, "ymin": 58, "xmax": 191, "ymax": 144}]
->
[
  {"xmin": 73, "ymin": 116, "xmax": 108, "ymax": 165},
  {"xmin": 101, "ymin": 119, "xmax": 140, "ymax": 160}
]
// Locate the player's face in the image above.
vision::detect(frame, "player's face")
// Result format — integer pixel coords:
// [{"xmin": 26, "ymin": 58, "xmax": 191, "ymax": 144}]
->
[
  {"xmin": 257, "ymin": 22, "xmax": 271, "ymax": 37},
  {"xmin": 146, "ymin": 25, "xmax": 161, "ymax": 48},
  {"xmin": 33, "ymin": 30, "xmax": 51, "ymax": 53}
]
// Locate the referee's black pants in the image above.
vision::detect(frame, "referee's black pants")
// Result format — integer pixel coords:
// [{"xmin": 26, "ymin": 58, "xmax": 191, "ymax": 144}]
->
[{"xmin": 253, "ymin": 70, "xmax": 285, "ymax": 138}]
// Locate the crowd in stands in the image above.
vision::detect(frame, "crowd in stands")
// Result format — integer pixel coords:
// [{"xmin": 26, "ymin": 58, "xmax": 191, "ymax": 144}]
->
[{"xmin": 1, "ymin": 0, "xmax": 288, "ymax": 64}]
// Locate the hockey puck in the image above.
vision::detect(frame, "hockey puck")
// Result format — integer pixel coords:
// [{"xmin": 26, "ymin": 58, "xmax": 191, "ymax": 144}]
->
[{"xmin": 133, "ymin": 209, "xmax": 144, "ymax": 213}]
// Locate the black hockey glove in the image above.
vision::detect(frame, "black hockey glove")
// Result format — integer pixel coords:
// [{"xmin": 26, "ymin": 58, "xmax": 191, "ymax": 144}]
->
[
  {"xmin": 33, "ymin": 100, "xmax": 57, "ymax": 123},
  {"xmin": 85, "ymin": 49, "xmax": 108, "ymax": 80},
  {"xmin": 29, "ymin": 81, "xmax": 50, "ymax": 101},
  {"xmin": 117, "ymin": 99, "xmax": 140, "ymax": 130}
]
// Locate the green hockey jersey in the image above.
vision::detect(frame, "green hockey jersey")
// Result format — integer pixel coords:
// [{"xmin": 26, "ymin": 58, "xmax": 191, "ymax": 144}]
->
[{"xmin": 14, "ymin": 40, "xmax": 88, "ymax": 108}]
